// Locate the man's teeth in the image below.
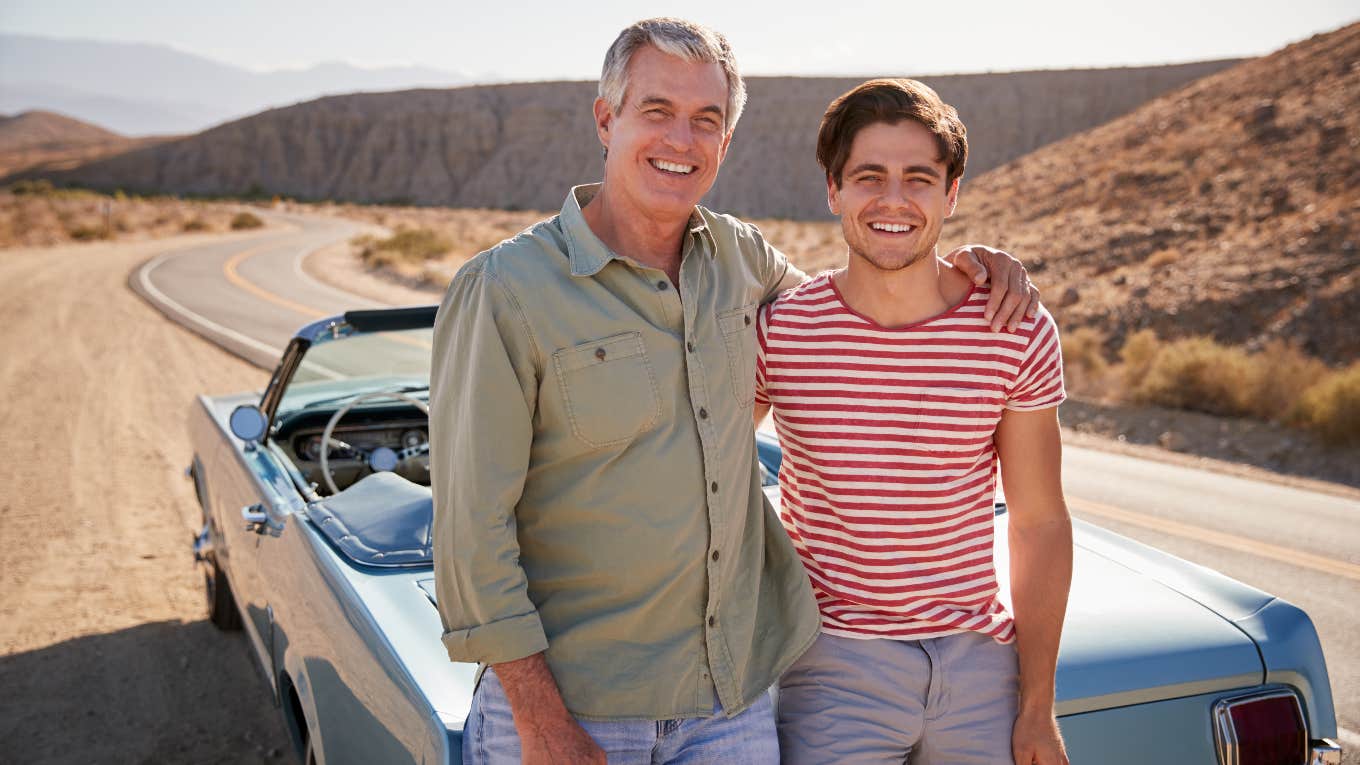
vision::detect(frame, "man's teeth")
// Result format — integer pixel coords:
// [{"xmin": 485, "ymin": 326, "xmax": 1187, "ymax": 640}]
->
[
  {"xmin": 652, "ymin": 159, "xmax": 695, "ymax": 174},
  {"xmin": 871, "ymin": 223, "xmax": 916, "ymax": 233}
]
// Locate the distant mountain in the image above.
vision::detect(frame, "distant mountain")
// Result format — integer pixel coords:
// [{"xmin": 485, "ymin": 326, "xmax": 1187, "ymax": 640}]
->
[
  {"xmin": 0, "ymin": 34, "xmax": 474, "ymax": 135},
  {"xmin": 0, "ymin": 110, "xmax": 168, "ymax": 176},
  {"xmin": 0, "ymin": 109, "xmax": 122, "ymax": 150},
  {"xmin": 943, "ymin": 23, "xmax": 1360, "ymax": 363},
  {"xmin": 38, "ymin": 60, "xmax": 1239, "ymax": 219}
]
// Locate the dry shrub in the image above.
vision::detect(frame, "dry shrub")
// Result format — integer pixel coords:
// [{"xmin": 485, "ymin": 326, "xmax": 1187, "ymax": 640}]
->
[
  {"xmin": 356, "ymin": 227, "xmax": 453, "ymax": 268},
  {"xmin": 230, "ymin": 211, "xmax": 264, "ymax": 230},
  {"xmin": 1242, "ymin": 340, "xmax": 1330, "ymax": 421},
  {"xmin": 67, "ymin": 224, "xmax": 108, "ymax": 241},
  {"xmin": 182, "ymin": 217, "xmax": 210, "ymax": 232},
  {"xmin": 1060, "ymin": 326, "xmax": 1109, "ymax": 395},
  {"xmin": 1144, "ymin": 248, "xmax": 1180, "ymax": 268},
  {"xmin": 1129, "ymin": 336, "xmax": 1255, "ymax": 416},
  {"xmin": 1293, "ymin": 363, "xmax": 1360, "ymax": 445},
  {"xmin": 1118, "ymin": 329, "xmax": 1162, "ymax": 392}
]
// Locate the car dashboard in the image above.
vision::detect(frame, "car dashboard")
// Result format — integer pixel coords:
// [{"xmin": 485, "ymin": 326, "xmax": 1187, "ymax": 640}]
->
[{"xmin": 272, "ymin": 403, "xmax": 430, "ymax": 494}]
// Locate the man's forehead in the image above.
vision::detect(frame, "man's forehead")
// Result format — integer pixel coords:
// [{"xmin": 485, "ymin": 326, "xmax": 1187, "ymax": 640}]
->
[
  {"xmin": 623, "ymin": 47, "xmax": 729, "ymax": 107},
  {"xmin": 848, "ymin": 121, "xmax": 946, "ymax": 167}
]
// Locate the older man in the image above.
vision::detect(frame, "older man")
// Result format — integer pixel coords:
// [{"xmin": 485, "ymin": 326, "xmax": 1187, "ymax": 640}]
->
[{"xmin": 430, "ymin": 18, "xmax": 1038, "ymax": 764}]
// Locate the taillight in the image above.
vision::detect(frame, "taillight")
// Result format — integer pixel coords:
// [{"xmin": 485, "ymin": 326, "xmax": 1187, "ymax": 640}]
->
[{"xmin": 1214, "ymin": 690, "xmax": 1308, "ymax": 765}]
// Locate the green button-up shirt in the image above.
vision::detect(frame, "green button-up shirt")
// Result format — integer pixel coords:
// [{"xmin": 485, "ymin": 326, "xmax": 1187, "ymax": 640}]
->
[{"xmin": 430, "ymin": 184, "xmax": 818, "ymax": 720}]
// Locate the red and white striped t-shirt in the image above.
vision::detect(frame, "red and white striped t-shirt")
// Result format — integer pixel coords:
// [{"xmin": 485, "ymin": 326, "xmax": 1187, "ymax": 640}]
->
[{"xmin": 755, "ymin": 272, "xmax": 1065, "ymax": 643}]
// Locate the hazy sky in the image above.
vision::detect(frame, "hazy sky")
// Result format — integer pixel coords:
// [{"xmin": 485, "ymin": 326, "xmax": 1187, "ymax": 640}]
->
[{"xmin": 2, "ymin": 0, "xmax": 1356, "ymax": 79}]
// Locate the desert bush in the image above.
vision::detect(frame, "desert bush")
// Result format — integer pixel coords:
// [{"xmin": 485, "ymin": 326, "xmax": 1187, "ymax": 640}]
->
[
  {"xmin": 1144, "ymin": 248, "xmax": 1180, "ymax": 268},
  {"xmin": 1118, "ymin": 329, "xmax": 1162, "ymax": 391},
  {"xmin": 357, "ymin": 227, "xmax": 452, "ymax": 267},
  {"xmin": 67, "ymin": 224, "xmax": 108, "ymax": 241},
  {"xmin": 182, "ymin": 217, "xmax": 210, "ymax": 232},
  {"xmin": 1128, "ymin": 336, "xmax": 1255, "ymax": 416},
  {"xmin": 230, "ymin": 212, "xmax": 264, "ymax": 230},
  {"xmin": 9, "ymin": 179, "xmax": 55, "ymax": 196},
  {"xmin": 1061, "ymin": 326, "xmax": 1108, "ymax": 394},
  {"xmin": 1293, "ymin": 363, "xmax": 1360, "ymax": 445},
  {"xmin": 1242, "ymin": 340, "xmax": 1330, "ymax": 421}
]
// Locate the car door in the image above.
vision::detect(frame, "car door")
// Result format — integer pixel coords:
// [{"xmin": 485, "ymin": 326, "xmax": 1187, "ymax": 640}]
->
[{"xmin": 216, "ymin": 441, "xmax": 298, "ymax": 694}]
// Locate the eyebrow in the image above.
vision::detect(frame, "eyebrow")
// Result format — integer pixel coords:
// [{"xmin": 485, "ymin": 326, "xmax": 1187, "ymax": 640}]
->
[
  {"xmin": 845, "ymin": 162, "xmax": 942, "ymax": 178},
  {"xmin": 637, "ymin": 96, "xmax": 725, "ymax": 118}
]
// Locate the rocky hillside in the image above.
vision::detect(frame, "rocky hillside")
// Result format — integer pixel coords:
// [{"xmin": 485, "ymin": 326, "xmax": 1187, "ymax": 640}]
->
[
  {"xmin": 0, "ymin": 111, "xmax": 165, "ymax": 177},
  {"xmin": 941, "ymin": 22, "xmax": 1359, "ymax": 365},
  {"xmin": 38, "ymin": 61, "xmax": 1236, "ymax": 219}
]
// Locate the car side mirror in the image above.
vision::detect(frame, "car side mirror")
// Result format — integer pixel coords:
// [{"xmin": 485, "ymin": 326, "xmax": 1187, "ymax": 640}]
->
[{"xmin": 229, "ymin": 404, "xmax": 269, "ymax": 448}]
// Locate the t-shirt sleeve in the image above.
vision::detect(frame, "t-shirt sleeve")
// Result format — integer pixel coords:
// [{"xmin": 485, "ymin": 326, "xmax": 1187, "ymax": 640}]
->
[
  {"xmin": 1005, "ymin": 307, "xmax": 1066, "ymax": 411},
  {"xmin": 755, "ymin": 301, "xmax": 774, "ymax": 406}
]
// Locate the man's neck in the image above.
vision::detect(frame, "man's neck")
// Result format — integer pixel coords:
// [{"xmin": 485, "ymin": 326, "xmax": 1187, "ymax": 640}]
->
[
  {"xmin": 834, "ymin": 248, "xmax": 972, "ymax": 328},
  {"xmin": 581, "ymin": 183, "xmax": 689, "ymax": 284}
]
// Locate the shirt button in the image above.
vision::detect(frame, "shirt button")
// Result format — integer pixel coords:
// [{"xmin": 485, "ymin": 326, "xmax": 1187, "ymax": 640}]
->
[
  {"xmin": 698, "ymin": 407, "xmax": 709, "ymax": 419},
  {"xmin": 710, "ymin": 481, "xmax": 718, "ymax": 493},
  {"xmin": 687, "ymin": 340, "xmax": 695, "ymax": 352},
  {"xmin": 594, "ymin": 347, "xmax": 607, "ymax": 361},
  {"xmin": 744, "ymin": 314, "xmax": 752, "ymax": 326},
  {"xmin": 656, "ymin": 280, "xmax": 669, "ymax": 291},
  {"xmin": 711, "ymin": 550, "xmax": 720, "ymax": 561},
  {"xmin": 708, "ymin": 615, "xmax": 717, "ymax": 627}
]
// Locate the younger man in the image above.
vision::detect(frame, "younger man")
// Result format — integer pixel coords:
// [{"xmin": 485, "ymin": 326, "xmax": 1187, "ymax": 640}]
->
[{"xmin": 755, "ymin": 79, "xmax": 1072, "ymax": 764}]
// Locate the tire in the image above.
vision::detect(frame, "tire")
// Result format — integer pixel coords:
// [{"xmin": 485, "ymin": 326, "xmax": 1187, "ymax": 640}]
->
[{"xmin": 205, "ymin": 557, "xmax": 243, "ymax": 630}]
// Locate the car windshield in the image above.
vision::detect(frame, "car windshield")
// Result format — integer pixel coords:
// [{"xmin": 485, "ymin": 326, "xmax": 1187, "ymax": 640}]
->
[{"xmin": 277, "ymin": 327, "xmax": 433, "ymax": 418}]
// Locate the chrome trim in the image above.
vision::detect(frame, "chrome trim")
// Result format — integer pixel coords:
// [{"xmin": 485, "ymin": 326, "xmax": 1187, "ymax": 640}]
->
[
  {"xmin": 1213, "ymin": 688, "xmax": 1307, "ymax": 765},
  {"xmin": 1309, "ymin": 739, "xmax": 1341, "ymax": 765}
]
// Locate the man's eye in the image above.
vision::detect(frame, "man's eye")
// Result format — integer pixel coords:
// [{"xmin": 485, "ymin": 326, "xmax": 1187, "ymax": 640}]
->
[{"xmin": 857, "ymin": 175, "xmax": 882, "ymax": 184}]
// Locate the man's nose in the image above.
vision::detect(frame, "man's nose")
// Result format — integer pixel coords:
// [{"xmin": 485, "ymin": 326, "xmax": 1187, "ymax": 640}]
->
[{"xmin": 662, "ymin": 119, "xmax": 694, "ymax": 150}]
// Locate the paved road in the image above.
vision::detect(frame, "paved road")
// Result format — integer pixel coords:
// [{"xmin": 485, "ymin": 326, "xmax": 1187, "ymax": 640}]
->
[{"xmin": 136, "ymin": 214, "xmax": 1360, "ymax": 757}]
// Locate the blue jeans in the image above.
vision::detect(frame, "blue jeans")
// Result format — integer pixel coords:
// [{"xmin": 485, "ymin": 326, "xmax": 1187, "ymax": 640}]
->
[{"xmin": 462, "ymin": 668, "xmax": 778, "ymax": 764}]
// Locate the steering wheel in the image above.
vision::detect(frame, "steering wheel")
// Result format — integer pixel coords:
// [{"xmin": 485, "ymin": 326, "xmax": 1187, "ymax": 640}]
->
[{"xmin": 319, "ymin": 390, "xmax": 430, "ymax": 496}]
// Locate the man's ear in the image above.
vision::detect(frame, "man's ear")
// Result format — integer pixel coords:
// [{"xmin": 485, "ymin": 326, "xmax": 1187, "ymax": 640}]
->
[
  {"xmin": 826, "ymin": 175, "xmax": 841, "ymax": 216},
  {"xmin": 593, "ymin": 97, "xmax": 614, "ymax": 154},
  {"xmin": 945, "ymin": 177, "xmax": 960, "ymax": 217}
]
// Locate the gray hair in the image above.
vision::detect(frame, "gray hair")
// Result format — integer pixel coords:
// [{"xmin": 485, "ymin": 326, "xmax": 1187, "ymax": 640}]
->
[{"xmin": 599, "ymin": 18, "xmax": 747, "ymax": 132}]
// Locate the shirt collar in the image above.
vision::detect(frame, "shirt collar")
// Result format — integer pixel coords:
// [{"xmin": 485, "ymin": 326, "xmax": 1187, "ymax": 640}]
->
[{"xmin": 560, "ymin": 183, "xmax": 716, "ymax": 277}]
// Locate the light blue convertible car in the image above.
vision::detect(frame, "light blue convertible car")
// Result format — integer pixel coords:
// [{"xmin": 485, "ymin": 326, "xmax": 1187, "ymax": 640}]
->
[{"xmin": 189, "ymin": 307, "xmax": 1342, "ymax": 765}]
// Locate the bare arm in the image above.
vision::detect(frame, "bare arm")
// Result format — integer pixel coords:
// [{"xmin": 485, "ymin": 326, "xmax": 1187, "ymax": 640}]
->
[
  {"xmin": 492, "ymin": 653, "xmax": 604, "ymax": 764},
  {"xmin": 995, "ymin": 407, "xmax": 1072, "ymax": 765},
  {"xmin": 753, "ymin": 402, "xmax": 771, "ymax": 428}
]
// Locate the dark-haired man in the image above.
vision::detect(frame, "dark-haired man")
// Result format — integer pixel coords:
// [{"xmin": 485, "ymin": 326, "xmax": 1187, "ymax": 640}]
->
[
  {"xmin": 431, "ymin": 19, "xmax": 1042, "ymax": 764},
  {"xmin": 757, "ymin": 78, "xmax": 1072, "ymax": 765}
]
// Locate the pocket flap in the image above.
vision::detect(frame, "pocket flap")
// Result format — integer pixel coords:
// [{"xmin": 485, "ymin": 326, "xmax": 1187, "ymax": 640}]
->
[
  {"xmin": 718, "ymin": 303, "xmax": 757, "ymax": 336},
  {"xmin": 553, "ymin": 332, "xmax": 646, "ymax": 374}
]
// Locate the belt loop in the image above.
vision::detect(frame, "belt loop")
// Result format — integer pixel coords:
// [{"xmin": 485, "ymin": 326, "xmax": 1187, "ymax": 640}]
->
[{"xmin": 920, "ymin": 637, "xmax": 944, "ymax": 717}]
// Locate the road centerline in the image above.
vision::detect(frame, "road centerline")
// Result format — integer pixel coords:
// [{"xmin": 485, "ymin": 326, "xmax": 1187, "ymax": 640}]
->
[{"xmin": 1067, "ymin": 495, "xmax": 1360, "ymax": 582}]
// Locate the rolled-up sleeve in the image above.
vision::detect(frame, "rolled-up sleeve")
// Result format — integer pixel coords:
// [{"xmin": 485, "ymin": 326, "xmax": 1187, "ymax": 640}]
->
[
  {"xmin": 429, "ymin": 262, "xmax": 548, "ymax": 665},
  {"xmin": 746, "ymin": 223, "xmax": 806, "ymax": 302}
]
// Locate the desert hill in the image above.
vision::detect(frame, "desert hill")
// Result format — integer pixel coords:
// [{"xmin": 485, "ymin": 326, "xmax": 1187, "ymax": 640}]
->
[
  {"xmin": 941, "ymin": 22, "xmax": 1359, "ymax": 365},
  {"xmin": 37, "ymin": 61, "xmax": 1237, "ymax": 219},
  {"xmin": 0, "ymin": 111, "xmax": 167, "ymax": 177}
]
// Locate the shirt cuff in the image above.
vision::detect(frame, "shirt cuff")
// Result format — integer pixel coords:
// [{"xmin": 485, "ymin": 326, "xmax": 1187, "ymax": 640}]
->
[{"xmin": 441, "ymin": 610, "xmax": 549, "ymax": 665}]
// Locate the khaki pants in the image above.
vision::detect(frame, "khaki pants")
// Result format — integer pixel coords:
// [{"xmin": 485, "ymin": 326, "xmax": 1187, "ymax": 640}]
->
[{"xmin": 777, "ymin": 630, "xmax": 1019, "ymax": 764}]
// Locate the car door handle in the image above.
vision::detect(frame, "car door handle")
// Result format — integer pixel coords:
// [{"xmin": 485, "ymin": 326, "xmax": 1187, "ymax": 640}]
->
[{"xmin": 242, "ymin": 503, "xmax": 269, "ymax": 533}]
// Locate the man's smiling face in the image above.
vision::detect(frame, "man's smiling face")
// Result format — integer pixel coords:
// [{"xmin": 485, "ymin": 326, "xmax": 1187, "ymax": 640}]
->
[
  {"xmin": 829, "ymin": 119, "xmax": 959, "ymax": 273},
  {"xmin": 595, "ymin": 45, "xmax": 732, "ymax": 220}
]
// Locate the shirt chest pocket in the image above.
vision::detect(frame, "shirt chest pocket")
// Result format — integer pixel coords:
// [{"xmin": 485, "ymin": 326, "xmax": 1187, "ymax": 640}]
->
[
  {"xmin": 718, "ymin": 303, "xmax": 757, "ymax": 409},
  {"xmin": 553, "ymin": 332, "xmax": 662, "ymax": 448}
]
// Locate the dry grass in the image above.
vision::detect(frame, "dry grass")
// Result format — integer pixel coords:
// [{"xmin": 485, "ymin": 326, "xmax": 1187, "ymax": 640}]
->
[
  {"xmin": 230, "ymin": 212, "xmax": 264, "ymax": 230},
  {"xmin": 1293, "ymin": 363, "xmax": 1360, "ymax": 445},
  {"xmin": 1060, "ymin": 326, "xmax": 1110, "ymax": 396},
  {"xmin": 0, "ymin": 183, "xmax": 246, "ymax": 248}
]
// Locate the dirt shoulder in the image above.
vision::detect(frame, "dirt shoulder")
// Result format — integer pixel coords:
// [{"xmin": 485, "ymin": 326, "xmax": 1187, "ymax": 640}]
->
[{"xmin": 0, "ymin": 233, "xmax": 290, "ymax": 762}]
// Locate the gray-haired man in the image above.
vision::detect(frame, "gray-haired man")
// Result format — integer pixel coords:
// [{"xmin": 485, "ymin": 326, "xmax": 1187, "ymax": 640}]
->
[{"xmin": 430, "ymin": 18, "xmax": 1038, "ymax": 764}]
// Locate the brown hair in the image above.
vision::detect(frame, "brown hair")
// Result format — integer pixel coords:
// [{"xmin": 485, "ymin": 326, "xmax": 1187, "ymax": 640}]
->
[{"xmin": 816, "ymin": 78, "xmax": 968, "ymax": 188}]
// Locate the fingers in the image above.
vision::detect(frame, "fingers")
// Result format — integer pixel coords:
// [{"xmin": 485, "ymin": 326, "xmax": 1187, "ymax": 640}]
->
[{"xmin": 946, "ymin": 247, "xmax": 988, "ymax": 284}]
